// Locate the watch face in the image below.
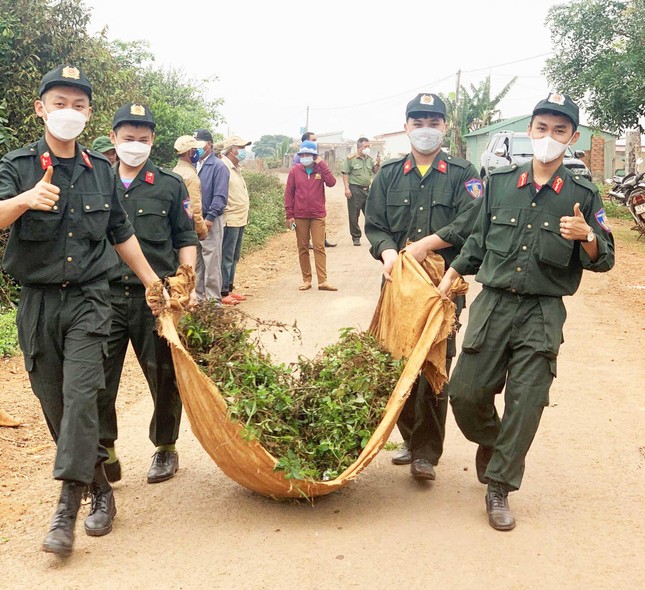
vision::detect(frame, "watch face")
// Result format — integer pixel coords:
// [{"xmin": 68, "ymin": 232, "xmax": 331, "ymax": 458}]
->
[{"xmin": 587, "ymin": 231, "xmax": 595, "ymax": 242}]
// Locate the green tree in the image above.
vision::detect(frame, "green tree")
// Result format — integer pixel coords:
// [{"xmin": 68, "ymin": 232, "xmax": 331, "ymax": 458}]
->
[
  {"xmin": 253, "ymin": 135, "xmax": 294, "ymax": 159},
  {"xmin": 441, "ymin": 75, "xmax": 517, "ymax": 157},
  {"xmin": 544, "ymin": 0, "xmax": 645, "ymax": 131}
]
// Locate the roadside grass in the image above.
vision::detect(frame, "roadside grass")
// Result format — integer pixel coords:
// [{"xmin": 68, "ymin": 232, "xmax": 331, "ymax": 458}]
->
[
  {"xmin": 0, "ymin": 308, "xmax": 17, "ymax": 357},
  {"xmin": 242, "ymin": 170, "xmax": 286, "ymax": 254}
]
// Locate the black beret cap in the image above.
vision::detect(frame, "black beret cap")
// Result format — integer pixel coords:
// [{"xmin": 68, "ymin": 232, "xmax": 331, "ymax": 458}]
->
[
  {"xmin": 39, "ymin": 65, "xmax": 92, "ymax": 100},
  {"xmin": 112, "ymin": 103, "xmax": 156, "ymax": 130},
  {"xmin": 532, "ymin": 92, "xmax": 580, "ymax": 128},
  {"xmin": 405, "ymin": 93, "xmax": 446, "ymax": 118}
]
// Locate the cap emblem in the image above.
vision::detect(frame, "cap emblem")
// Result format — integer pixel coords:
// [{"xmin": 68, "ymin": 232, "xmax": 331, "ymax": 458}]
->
[
  {"xmin": 130, "ymin": 104, "xmax": 146, "ymax": 116},
  {"xmin": 420, "ymin": 94, "xmax": 434, "ymax": 105},
  {"xmin": 547, "ymin": 93, "xmax": 566, "ymax": 106},
  {"xmin": 61, "ymin": 66, "xmax": 80, "ymax": 80}
]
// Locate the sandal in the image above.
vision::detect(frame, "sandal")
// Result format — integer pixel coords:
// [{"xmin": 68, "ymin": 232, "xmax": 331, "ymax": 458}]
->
[
  {"xmin": 298, "ymin": 282, "xmax": 312, "ymax": 291},
  {"xmin": 318, "ymin": 282, "xmax": 338, "ymax": 291}
]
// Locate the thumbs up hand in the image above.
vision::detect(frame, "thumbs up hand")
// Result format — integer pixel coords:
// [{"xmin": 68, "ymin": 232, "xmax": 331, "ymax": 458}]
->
[
  {"xmin": 559, "ymin": 202, "xmax": 591, "ymax": 241},
  {"xmin": 25, "ymin": 166, "xmax": 60, "ymax": 211}
]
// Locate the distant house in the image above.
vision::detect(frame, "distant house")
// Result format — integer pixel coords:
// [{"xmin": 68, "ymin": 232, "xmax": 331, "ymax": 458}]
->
[
  {"xmin": 464, "ymin": 117, "xmax": 617, "ymax": 180},
  {"xmin": 613, "ymin": 134, "xmax": 645, "ymax": 175}
]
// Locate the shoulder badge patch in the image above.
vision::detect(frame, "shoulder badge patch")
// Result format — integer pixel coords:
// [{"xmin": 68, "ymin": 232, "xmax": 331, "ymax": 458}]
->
[
  {"xmin": 182, "ymin": 197, "xmax": 193, "ymax": 219},
  {"xmin": 437, "ymin": 160, "xmax": 447, "ymax": 174},
  {"xmin": 594, "ymin": 208, "xmax": 611, "ymax": 232},
  {"xmin": 464, "ymin": 178, "xmax": 483, "ymax": 198},
  {"xmin": 144, "ymin": 171, "xmax": 154, "ymax": 184}
]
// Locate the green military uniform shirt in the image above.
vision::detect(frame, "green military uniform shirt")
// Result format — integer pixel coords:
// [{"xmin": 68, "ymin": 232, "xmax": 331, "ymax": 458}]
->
[
  {"xmin": 0, "ymin": 137, "xmax": 134, "ymax": 285},
  {"xmin": 365, "ymin": 152, "xmax": 483, "ymax": 267},
  {"xmin": 109, "ymin": 159, "xmax": 198, "ymax": 287},
  {"xmin": 451, "ymin": 162, "xmax": 615, "ymax": 296},
  {"xmin": 341, "ymin": 153, "xmax": 377, "ymax": 188}
]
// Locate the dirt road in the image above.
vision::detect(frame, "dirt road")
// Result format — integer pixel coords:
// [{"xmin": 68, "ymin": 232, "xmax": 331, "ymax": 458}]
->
[{"xmin": 1, "ymin": 175, "xmax": 644, "ymax": 589}]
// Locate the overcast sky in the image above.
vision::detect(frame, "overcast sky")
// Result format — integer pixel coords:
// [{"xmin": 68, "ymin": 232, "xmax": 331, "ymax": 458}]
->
[{"xmin": 86, "ymin": 0, "xmax": 567, "ymax": 143}]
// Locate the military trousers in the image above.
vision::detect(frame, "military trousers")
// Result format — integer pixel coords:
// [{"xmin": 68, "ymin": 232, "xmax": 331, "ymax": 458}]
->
[
  {"xmin": 397, "ymin": 295, "xmax": 463, "ymax": 464},
  {"xmin": 449, "ymin": 287, "xmax": 566, "ymax": 491},
  {"xmin": 347, "ymin": 184, "xmax": 368, "ymax": 240},
  {"xmin": 99, "ymin": 286, "xmax": 182, "ymax": 449},
  {"xmin": 17, "ymin": 281, "xmax": 111, "ymax": 484}
]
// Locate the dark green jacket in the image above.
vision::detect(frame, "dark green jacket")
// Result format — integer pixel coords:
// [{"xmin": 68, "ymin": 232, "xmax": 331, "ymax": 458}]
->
[
  {"xmin": 451, "ymin": 162, "xmax": 615, "ymax": 296},
  {"xmin": 109, "ymin": 159, "xmax": 198, "ymax": 287},
  {"xmin": 0, "ymin": 137, "xmax": 133, "ymax": 285},
  {"xmin": 365, "ymin": 152, "xmax": 483, "ymax": 266}
]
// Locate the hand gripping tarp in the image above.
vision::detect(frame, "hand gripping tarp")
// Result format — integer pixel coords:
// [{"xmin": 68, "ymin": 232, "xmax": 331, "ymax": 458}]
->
[{"xmin": 156, "ymin": 252, "xmax": 467, "ymax": 498}]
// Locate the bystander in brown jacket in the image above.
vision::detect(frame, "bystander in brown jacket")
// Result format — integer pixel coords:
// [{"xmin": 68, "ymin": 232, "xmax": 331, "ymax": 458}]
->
[{"xmin": 173, "ymin": 135, "xmax": 208, "ymax": 239}]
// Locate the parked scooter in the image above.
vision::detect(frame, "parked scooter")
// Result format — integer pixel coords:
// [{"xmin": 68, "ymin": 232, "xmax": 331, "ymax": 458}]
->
[
  {"xmin": 607, "ymin": 158, "xmax": 645, "ymax": 237},
  {"xmin": 606, "ymin": 171, "xmax": 643, "ymax": 205}
]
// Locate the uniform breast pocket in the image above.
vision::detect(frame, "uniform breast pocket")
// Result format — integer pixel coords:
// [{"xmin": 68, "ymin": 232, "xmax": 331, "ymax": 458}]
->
[
  {"xmin": 134, "ymin": 199, "xmax": 170, "ymax": 243},
  {"xmin": 485, "ymin": 208, "xmax": 520, "ymax": 255},
  {"xmin": 18, "ymin": 209, "xmax": 63, "ymax": 241},
  {"xmin": 80, "ymin": 192, "xmax": 111, "ymax": 240},
  {"xmin": 537, "ymin": 215, "xmax": 573, "ymax": 268},
  {"xmin": 386, "ymin": 190, "xmax": 411, "ymax": 233},
  {"xmin": 430, "ymin": 190, "xmax": 455, "ymax": 229}
]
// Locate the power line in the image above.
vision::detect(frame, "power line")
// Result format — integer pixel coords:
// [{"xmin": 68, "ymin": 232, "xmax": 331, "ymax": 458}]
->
[{"xmin": 462, "ymin": 52, "xmax": 554, "ymax": 74}]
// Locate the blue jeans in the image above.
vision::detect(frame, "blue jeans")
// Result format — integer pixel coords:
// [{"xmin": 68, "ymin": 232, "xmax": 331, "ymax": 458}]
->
[{"xmin": 221, "ymin": 225, "xmax": 245, "ymax": 295}]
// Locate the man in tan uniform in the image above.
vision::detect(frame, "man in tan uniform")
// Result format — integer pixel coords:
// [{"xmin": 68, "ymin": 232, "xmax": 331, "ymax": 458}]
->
[{"xmin": 173, "ymin": 135, "xmax": 208, "ymax": 240}]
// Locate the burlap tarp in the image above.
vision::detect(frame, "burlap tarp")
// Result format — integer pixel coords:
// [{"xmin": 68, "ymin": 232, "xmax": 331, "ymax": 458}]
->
[{"xmin": 157, "ymin": 252, "xmax": 467, "ymax": 498}]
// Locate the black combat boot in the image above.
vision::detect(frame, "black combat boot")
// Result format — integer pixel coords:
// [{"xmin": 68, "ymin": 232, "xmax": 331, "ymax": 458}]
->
[
  {"xmin": 42, "ymin": 480, "xmax": 85, "ymax": 556},
  {"xmin": 84, "ymin": 463, "xmax": 117, "ymax": 536}
]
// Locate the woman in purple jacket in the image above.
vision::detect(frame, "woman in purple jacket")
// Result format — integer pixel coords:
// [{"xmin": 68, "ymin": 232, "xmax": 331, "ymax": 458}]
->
[{"xmin": 285, "ymin": 141, "xmax": 337, "ymax": 291}]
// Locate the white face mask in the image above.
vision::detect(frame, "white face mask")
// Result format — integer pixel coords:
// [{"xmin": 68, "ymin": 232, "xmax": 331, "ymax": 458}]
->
[
  {"xmin": 115, "ymin": 141, "xmax": 151, "ymax": 167},
  {"xmin": 408, "ymin": 127, "xmax": 445, "ymax": 154},
  {"xmin": 41, "ymin": 104, "xmax": 87, "ymax": 141},
  {"xmin": 300, "ymin": 156, "xmax": 314, "ymax": 167},
  {"xmin": 531, "ymin": 135, "xmax": 570, "ymax": 164},
  {"xmin": 362, "ymin": 147, "xmax": 371, "ymax": 157}
]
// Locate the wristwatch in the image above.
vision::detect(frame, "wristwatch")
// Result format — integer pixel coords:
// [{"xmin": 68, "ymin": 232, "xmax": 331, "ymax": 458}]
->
[{"xmin": 586, "ymin": 228, "xmax": 595, "ymax": 242}]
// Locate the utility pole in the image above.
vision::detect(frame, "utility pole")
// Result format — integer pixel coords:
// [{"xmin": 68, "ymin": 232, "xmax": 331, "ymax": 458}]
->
[
  {"xmin": 305, "ymin": 105, "xmax": 309, "ymax": 132},
  {"xmin": 453, "ymin": 69, "xmax": 461, "ymax": 156}
]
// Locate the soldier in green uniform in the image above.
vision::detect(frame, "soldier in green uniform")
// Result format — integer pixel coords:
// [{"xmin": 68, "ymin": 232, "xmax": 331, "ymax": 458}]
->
[
  {"xmin": 0, "ymin": 65, "xmax": 162, "ymax": 556},
  {"xmin": 365, "ymin": 93, "xmax": 483, "ymax": 483},
  {"xmin": 438, "ymin": 93, "xmax": 615, "ymax": 531},
  {"xmin": 341, "ymin": 137, "xmax": 381, "ymax": 246},
  {"xmin": 99, "ymin": 103, "xmax": 198, "ymax": 485}
]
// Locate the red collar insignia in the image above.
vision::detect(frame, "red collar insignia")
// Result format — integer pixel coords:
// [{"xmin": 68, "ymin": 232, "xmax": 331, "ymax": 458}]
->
[
  {"xmin": 81, "ymin": 150, "xmax": 93, "ymax": 169},
  {"xmin": 517, "ymin": 172, "xmax": 529, "ymax": 188},
  {"xmin": 403, "ymin": 159, "xmax": 412, "ymax": 175},
  {"xmin": 40, "ymin": 152, "xmax": 52, "ymax": 170},
  {"xmin": 437, "ymin": 160, "xmax": 447, "ymax": 174},
  {"xmin": 144, "ymin": 171, "xmax": 155, "ymax": 184},
  {"xmin": 552, "ymin": 176, "xmax": 564, "ymax": 194}
]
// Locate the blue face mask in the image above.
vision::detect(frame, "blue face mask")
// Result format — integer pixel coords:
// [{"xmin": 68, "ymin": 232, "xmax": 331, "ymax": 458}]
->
[
  {"xmin": 190, "ymin": 149, "xmax": 201, "ymax": 164},
  {"xmin": 236, "ymin": 149, "xmax": 247, "ymax": 161},
  {"xmin": 300, "ymin": 156, "xmax": 314, "ymax": 167},
  {"xmin": 195, "ymin": 147, "xmax": 205, "ymax": 160}
]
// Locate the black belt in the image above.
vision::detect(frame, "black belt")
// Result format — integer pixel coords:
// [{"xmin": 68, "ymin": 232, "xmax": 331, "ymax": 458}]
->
[
  {"xmin": 484, "ymin": 286, "xmax": 553, "ymax": 300},
  {"xmin": 23, "ymin": 273, "xmax": 107, "ymax": 291}
]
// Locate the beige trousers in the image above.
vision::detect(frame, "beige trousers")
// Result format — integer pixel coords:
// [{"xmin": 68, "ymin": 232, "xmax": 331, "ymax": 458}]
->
[{"xmin": 295, "ymin": 218, "xmax": 326, "ymax": 283}]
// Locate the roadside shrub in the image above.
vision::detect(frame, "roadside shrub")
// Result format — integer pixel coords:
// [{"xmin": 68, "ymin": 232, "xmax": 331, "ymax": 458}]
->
[
  {"xmin": 0, "ymin": 229, "xmax": 20, "ymax": 308},
  {"xmin": 0, "ymin": 308, "xmax": 18, "ymax": 357},
  {"xmin": 242, "ymin": 171, "xmax": 286, "ymax": 253}
]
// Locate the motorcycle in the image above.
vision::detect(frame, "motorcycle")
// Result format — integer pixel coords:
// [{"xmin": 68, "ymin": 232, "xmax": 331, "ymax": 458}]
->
[
  {"xmin": 627, "ymin": 179, "xmax": 645, "ymax": 237},
  {"xmin": 606, "ymin": 171, "xmax": 644, "ymax": 205},
  {"xmin": 606, "ymin": 158, "xmax": 645, "ymax": 237}
]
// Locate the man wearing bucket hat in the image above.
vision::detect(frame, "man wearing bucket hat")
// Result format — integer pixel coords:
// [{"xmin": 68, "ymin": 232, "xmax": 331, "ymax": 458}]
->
[
  {"xmin": 365, "ymin": 92, "xmax": 483, "ymax": 484},
  {"xmin": 91, "ymin": 135, "xmax": 118, "ymax": 165},
  {"xmin": 173, "ymin": 135, "xmax": 208, "ymax": 240},
  {"xmin": 0, "ymin": 65, "xmax": 163, "ymax": 556},
  {"xmin": 220, "ymin": 136, "xmax": 252, "ymax": 304},
  {"xmin": 285, "ymin": 140, "xmax": 338, "ymax": 291},
  {"xmin": 438, "ymin": 92, "xmax": 614, "ymax": 531},
  {"xmin": 99, "ymin": 103, "xmax": 198, "ymax": 491}
]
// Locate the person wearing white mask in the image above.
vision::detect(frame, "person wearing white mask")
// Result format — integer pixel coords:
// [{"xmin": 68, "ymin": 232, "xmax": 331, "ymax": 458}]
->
[
  {"xmin": 438, "ymin": 92, "xmax": 614, "ymax": 531},
  {"xmin": 365, "ymin": 92, "xmax": 483, "ymax": 484},
  {"xmin": 0, "ymin": 66, "xmax": 165, "ymax": 556},
  {"xmin": 100, "ymin": 103, "xmax": 198, "ymax": 489},
  {"xmin": 341, "ymin": 137, "xmax": 381, "ymax": 246}
]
